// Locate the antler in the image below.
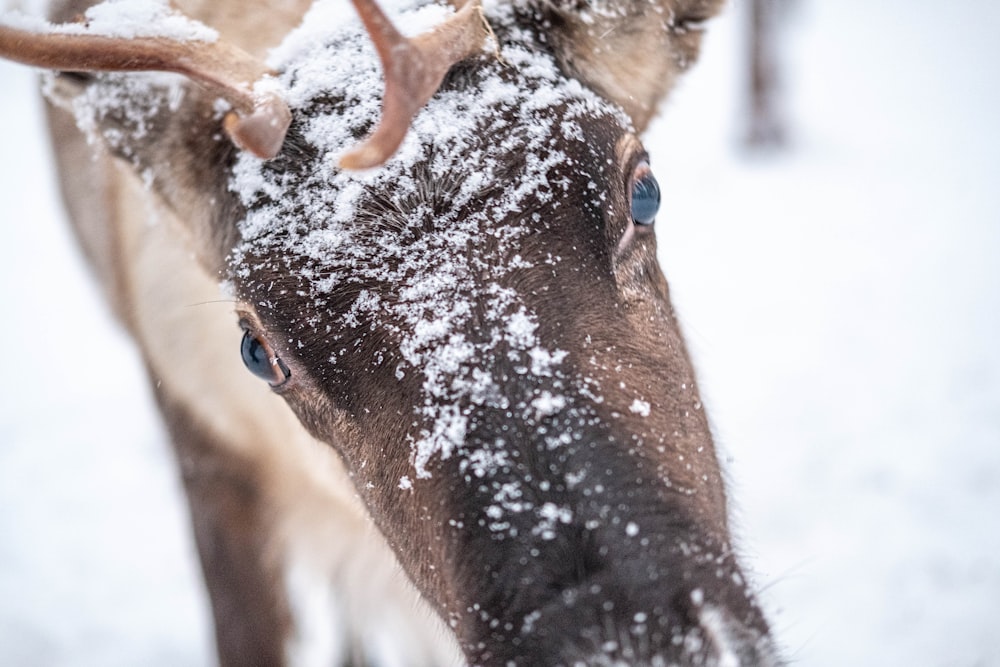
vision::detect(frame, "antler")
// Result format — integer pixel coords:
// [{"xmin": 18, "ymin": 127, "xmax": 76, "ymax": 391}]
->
[
  {"xmin": 0, "ymin": 17, "xmax": 290, "ymax": 159},
  {"xmin": 340, "ymin": 0, "xmax": 490, "ymax": 170}
]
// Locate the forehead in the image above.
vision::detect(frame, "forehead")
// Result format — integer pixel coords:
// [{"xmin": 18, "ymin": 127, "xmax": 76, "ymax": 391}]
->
[
  {"xmin": 225, "ymin": 4, "xmax": 639, "ymax": 477},
  {"xmin": 228, "ymin": 2, "xmax": 632, "ymax": 270}
]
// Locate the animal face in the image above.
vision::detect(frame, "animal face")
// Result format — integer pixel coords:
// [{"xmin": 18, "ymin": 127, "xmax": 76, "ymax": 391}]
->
[{"xmin": 226, "ymin": 6, "xmax": 774, "ymax": 662}]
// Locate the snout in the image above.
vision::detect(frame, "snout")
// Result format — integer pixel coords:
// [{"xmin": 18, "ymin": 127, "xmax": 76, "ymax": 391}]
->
[
  {"xmin": 540, "ymin": 611, "xmax": 778, "ymax": 667},
  {"xmin": 455, "ymin": 485, "xmax": 779, "ymax": 666},
  {"xmin": 557, "ymin": 609, "xmax": 779, "ymax": 667},
  {"xmin": 485, "ymin": 552, "xmax": 778, "ymax": 666}
]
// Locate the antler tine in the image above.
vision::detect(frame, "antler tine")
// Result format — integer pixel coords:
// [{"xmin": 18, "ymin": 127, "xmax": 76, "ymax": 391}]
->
[
  {"xmin": 339, "ymin": 0, "xmax": 490, "ymax": 170},
  {"xmin": 0, "ymin": 21, "xmax": 290, "ymax": 159}
]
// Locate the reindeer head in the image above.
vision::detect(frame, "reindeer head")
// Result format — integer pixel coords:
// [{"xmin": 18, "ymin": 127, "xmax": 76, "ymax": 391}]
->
[{"xmin": 2, "ymin": 0, "xmax": 778, "ymax": 663}]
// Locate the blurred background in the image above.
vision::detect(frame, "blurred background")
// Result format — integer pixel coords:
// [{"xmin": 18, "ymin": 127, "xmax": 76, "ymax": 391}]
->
[{"xmin": 1, "ymin": 1, "xmax": 999, "ymax": 665}]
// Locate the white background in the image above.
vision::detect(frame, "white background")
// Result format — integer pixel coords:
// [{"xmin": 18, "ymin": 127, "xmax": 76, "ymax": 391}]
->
[{"xmin": 1, "ymin": 1, "xmax": 999, "ymax": 665}]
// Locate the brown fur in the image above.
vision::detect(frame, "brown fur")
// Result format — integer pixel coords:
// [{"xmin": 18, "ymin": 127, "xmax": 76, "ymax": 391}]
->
[{"xmin": 13, "ymin": 0, "xmax": 779, "ymax": 664}]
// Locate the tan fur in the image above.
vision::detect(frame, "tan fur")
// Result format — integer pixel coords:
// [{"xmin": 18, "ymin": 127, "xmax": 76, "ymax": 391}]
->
[
  {"xmin": 546, "ymin": 0, "xmax": 724, "ymax": 131},
  {"xmin": 173, "ymin": 0, "xmax": 315, "ymax": 58}
]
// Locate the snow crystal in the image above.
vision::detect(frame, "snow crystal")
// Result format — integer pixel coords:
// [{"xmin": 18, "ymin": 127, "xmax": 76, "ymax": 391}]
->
[
  {"xmin": 460, "ymin": 446, "xmax": 510, "ymax": 479},
  {"xmin": 629, "ymin": 398, "xmax": 651, "ymax": 417},
  {"xmin": 528, "ymin": 346, "xmax": 569, "ymax": 377},
  {"xmin": 531, "ymin": 391, "xmax": 567, "ymax": 417},
  {"xmin": 506, "ymin": 308, "xmax": 538, "ymax": 348},
  {"xmin": 532, "ymin": 502, "xmax": 573, "ymax": 540}
]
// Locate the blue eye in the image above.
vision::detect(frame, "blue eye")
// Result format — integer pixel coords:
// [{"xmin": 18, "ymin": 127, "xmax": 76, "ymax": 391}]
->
[
  {"xmin": 241, "ymin": 330, "xmax": 290, "ymax": 385},
  {"xmin": 630, "ymin": 167, "xmax": 661, "ymax": 226}
]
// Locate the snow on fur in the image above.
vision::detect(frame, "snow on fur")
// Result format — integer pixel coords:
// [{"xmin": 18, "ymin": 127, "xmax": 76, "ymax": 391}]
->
[{"xmin": 229, "ymin": 1, "xmax": 628, "ymax": 494}]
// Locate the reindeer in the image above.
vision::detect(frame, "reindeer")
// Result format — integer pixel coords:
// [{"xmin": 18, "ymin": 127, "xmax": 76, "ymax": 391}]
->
[{"xmin": 0, "ymin": 0, "xmax": 779, "ymax": 664}]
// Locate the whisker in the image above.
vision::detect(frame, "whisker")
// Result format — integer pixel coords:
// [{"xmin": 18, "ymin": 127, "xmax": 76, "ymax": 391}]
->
[{"xmin": 184, "ymin": 299, "xmax": 240, "ymax": 308}]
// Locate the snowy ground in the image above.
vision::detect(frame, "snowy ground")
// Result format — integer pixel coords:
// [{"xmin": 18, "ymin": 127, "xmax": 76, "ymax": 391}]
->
[{"xmin": 1, "ymin": 1, "xmax": 999, "ymax": 665}]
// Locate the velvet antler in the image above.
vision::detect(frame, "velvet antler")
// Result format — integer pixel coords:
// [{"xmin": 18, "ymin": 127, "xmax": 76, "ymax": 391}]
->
[{"xmin": 339, "ymin": 0, "xmax": 490, "ymax": 169}]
